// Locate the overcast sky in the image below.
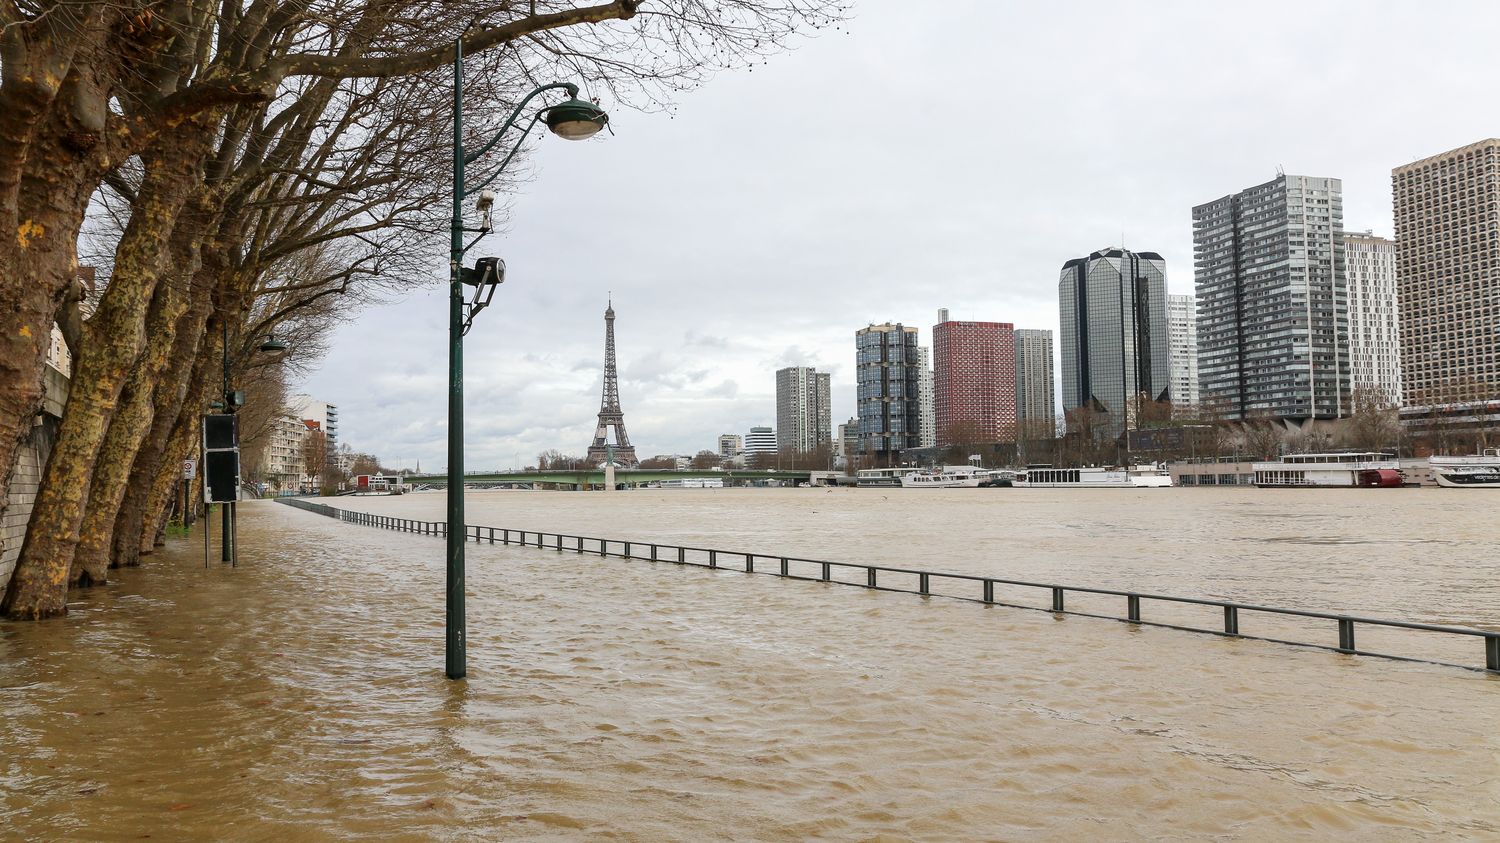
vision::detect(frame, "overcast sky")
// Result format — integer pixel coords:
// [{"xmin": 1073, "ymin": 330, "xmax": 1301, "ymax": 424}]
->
[{"xmin": 295, "ymin": 0, "xmax": 1500, "ymax": 471}]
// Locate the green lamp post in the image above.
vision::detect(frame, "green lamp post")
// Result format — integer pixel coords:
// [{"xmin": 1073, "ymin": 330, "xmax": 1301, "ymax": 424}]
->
[{"xmin": 446, "ymin": 40, "xmax": 609, "ymax": 680}]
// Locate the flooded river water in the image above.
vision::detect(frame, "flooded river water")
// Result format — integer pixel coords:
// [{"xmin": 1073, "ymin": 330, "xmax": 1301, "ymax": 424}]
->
[{"xmin": 2, "ymin": 488, "xmax": 1497, "ymax": 840}]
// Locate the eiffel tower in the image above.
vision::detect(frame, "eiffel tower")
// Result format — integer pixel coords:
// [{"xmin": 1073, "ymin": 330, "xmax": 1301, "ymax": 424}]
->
[{"xmin": 586, "ymin": 297, "xmax": 639, "ymax": 466}]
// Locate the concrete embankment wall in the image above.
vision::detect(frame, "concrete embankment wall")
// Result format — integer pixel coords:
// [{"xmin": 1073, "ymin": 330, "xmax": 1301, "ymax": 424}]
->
[{"xmin": 0, "ymin": 366, "xmax": 68, "ymax": 592}]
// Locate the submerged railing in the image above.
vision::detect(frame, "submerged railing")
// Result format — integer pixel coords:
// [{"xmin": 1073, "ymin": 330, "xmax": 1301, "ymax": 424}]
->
[{"xmin": 277, "ymin": 498, "xmax": 1500, "ymax": 674}]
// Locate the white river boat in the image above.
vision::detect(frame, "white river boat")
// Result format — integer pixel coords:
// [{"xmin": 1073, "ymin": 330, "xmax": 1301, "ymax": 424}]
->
[
  {"xmin": 1428, "ymin": 449, "xmax": 1500, "ymax": 488},
  {"xmin": 1251, "ymin": 452, "xmax": 1403, "ymax": 488},
  {"xmin": 1015, "ymin": 466, "xmax": 1172, "ymax": 489},
  {"xmin": 899, "ymin": 466, "xmax": 992, "ymax": 489}
]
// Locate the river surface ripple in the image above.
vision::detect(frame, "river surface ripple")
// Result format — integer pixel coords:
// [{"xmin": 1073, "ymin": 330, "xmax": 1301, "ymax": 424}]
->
[{"xmin": 2, "ymin": 487, "xmax": 1497, "ymax": 840}]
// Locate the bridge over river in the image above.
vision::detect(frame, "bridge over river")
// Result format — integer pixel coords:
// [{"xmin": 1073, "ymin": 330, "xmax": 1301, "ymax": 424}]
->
[{"xmin": 403, "ymin": 468, "xmax": 821, "ymax": 490}]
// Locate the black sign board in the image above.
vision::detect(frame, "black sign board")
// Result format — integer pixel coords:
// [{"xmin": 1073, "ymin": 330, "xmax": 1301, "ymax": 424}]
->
[
  {"xmin": 204, "ymin": 450, "xmax": 240, "ymax": 503},
  {"xmin": 202, "ymin": 414, "xmax": 240, "ymax": 503},
  {"xmin": 204, "ymin": 413, "xmax": 237, "ymax": 450}
]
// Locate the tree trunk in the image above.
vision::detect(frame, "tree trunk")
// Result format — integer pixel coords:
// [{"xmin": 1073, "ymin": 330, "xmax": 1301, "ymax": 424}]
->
[
  {"xmin": 0, "ymin": 159, "xmax": 104, "ymax": 586},
  {"xmin": 1, "ymin": 142, "xmax": 203, "ymax": 619},
  {"xmin": 131, "ymin": 321, "xmax": 216, "ymax": 563},
  {"xmin": 70, "ymin": 272, "xmax": 192, "ymax": 585},
  {"xmin": 141, "ymin": 397, "xmax": 209, "ymax": 558},
  {"xmin": 111, "ymin": 278, "xmax": 215, "ymax": 568},
  {"xmin": 0, "ymin": 17, "xmax": 119, "ymax": 577}
]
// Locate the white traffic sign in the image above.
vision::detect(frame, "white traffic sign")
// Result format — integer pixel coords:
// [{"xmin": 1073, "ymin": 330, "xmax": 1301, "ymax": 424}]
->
[{"xmin": 182, "ymin": 459, "xmax": 197, "ymax": 480}]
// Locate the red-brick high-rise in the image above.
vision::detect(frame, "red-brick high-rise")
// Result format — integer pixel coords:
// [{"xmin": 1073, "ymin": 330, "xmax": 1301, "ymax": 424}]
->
[{"xmin": 933, "ymin": 311, "xmax": 1018, "ymax": 447}]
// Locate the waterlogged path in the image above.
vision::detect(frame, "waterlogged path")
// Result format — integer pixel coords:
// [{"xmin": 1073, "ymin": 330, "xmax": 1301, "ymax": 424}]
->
[{"xmin": 2, "ymin": 489, "xmax": 1497, "ymax": 840}]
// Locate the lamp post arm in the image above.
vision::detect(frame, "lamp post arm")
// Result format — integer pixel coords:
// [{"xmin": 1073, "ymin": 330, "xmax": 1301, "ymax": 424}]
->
[
  {"xmin": 461, "ymin": 81, "xmax": 579, "ymax": 175},
  {"xmin": 463, "ymin": 111, "xmax": 544, "ymax": 199}
]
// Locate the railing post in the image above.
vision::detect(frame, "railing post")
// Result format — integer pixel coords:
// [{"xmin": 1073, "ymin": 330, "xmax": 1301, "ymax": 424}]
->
[
  {"xmin": 867, "ymin": 568, "xmax": 877, "ymax": 588},
  {"xmin": 1223, "ymin": 606, "xmax": 1239, "ymax": 635},
  {"xmin": 1338, "ymin": 618, "xmax": 1356, "ymax": 653},
  {"xmin": 745, "ymin": 554, "xmax": 754, "ymax": 573},
  {"xmin": 624, "ymin": 541, "xmax": 632, "ymax": 559},
  {"xmin": 1487, "ymin": 635, "xmax": 1500, "ymax": 672},
  {"xmin": 503, "ymin": 529, "xmax": 510, "ymax": 544},
  {"xmin": 780, "ymin": 557, "xmax": 788, "ymax": 577},
  {"xmin": 556, "ymin": 535, "xmax": 563, "ymax": 552},
  {"xmin": 488, "ymin": 527, "xmax": 495, "ymax": 544},
  {"xmin": 708, "ymin": 549, "xmax": 716, "ymax": 569},
  {"xmin": 1051, "ymin": 587, "xmax": 1065, "ymax": 612},
  {"xmin": 650, "ymin": 544, "xmax": 658, "ymax": 561},
  {"xmin": 918, "ymin": 572, "xmax": 930, "ymax": 595},
  {"xmin": 1127, "ymin": 595, "xmax": 1141, "ymax": 622},
  {"xmin": 577, "ymin": 536, "xmax": 584, "ymax": 552},
  {"xmin": 983, "ymin": 580, "xmax": 994, "ymax": 604},
  {"xmin": 821, "ymin": 562, "xmax": 831, "ymax": 582},
  {"xmin": 677, "ymin": 546, "xmax": 685, "ymax": 564}
]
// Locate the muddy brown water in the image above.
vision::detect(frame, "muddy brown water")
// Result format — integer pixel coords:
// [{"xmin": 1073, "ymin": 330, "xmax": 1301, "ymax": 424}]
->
[{"xmin": 2, "ymin": 488, "xmax": 1497, "ymax": 840}]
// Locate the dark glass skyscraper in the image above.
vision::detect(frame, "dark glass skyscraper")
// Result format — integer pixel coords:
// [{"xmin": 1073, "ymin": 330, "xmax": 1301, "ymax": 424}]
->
[{"xmin": 1058, "ymin": 248, "xmax": 1170, "ymax": 438}]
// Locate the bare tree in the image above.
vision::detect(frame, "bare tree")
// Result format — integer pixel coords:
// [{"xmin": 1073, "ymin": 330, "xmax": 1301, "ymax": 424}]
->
[
  {"xmin": 1343, "ymin": 386, "xmax": 1399, "ymax": 453},
  {"xmin": 1240, "ymin": 411, "xmax": 1285, "ymax": 460},
  {"xmin": 349, "ymin": 453, "xmax": 385, "ymax": 477},
  {"xmin": 301, "ymin": 429, "xmax": 330, "ymax": 494},
  {"xmin": 1064, "ymin": 406, "xmax": 1105, "ymax": 466},
  {"xmin": 1, "ymin": 0, "xmax": 850, "ymax": 619}
]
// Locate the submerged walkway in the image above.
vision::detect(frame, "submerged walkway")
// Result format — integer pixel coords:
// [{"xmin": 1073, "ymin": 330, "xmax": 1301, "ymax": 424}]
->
[{"xmin": 279, "ymin": 499, "xmax": 1500, "ymax": 675}]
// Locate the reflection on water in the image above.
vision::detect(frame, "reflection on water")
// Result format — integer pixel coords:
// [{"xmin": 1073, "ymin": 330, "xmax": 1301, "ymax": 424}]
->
[{"xmin": 2, "ymin": 488, "xmax": 1497, "ymax": 840}]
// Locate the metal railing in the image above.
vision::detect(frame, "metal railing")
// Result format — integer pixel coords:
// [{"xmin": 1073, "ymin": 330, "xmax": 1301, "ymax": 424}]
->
[{"xmin": 277, "ymin": 498, "xmax": 1500, "ymax": 674}]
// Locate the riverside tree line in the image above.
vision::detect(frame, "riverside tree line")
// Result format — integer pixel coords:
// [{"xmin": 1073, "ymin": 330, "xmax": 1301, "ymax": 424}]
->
[{"xmin": 0, "ymin": 0, "xmax": 846, "ymax": 619}]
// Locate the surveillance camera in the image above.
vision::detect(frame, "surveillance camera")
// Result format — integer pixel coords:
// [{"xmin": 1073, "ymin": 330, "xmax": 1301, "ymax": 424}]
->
[{"xmin": 476, "ymin": 190, "xmax": 495, "ymax": 233}]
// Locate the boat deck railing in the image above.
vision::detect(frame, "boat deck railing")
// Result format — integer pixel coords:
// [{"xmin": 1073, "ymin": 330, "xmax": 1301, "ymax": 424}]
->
[{"xmin": 276, "ymin": 498, "xmax": 1500, "ymax": 675}]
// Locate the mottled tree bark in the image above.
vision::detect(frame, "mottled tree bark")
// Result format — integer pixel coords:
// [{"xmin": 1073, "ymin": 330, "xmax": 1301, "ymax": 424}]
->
[
  {"xmin": 111, "ymin": 277, "xmax": 216, "ymax": 568},
  {"xmin": 2, "ymin": 139, "xmax": 206, "ymax": 618},
  {"xmin": 139, "ymin": 372, "xmax": 212, "ymax": 557},
  {"xmin": 70, "ymin": 274, "xmax": 192, "ymax": 585},
  {"xmin": 0, "ymin": 13, "xmax": 120, "ymax": 568}
]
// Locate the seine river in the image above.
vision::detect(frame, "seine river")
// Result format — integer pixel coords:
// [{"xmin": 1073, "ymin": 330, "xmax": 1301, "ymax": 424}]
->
[{"xmin": 2, "ymin": 488, "xmax": 1497, "ymax": 840}]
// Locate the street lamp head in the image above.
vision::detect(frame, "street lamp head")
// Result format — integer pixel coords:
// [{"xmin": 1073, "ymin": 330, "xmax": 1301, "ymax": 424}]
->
[
  {"xmin": 258, "ymin": 335, "xmax": 290, "ymax": 353},
  {"xmin": 544, "ymin": 97, "xmax": 609, "ymax": 140}
]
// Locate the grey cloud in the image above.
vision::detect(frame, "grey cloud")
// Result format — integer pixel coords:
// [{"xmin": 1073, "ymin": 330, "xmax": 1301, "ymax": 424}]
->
[
  {"xmin": 294, "ymin": 1, "xmax": 1497, "ymax": 467},
  {"xmin": 684, "ymin": 330, "xmax": 729, "ymax": 349}
]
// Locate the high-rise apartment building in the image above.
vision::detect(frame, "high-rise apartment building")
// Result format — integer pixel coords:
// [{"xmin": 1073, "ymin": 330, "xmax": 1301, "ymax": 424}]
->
[
  {"xmin": 1013, "ymin": 328, "xmax": 1055, "ymax": 434},
  {"xmin": 1166, "ymin": 294, "xmax": 1200, "ymax": 409},
  {"xmin": 916, "ymin": 347, "xmax": 937, "ymax": 448},
  {"xmin": 744, "ymin": 426, "xmax": 776, "ymax": 455},
  {"xmin": 1344, "ymin": 231, "xmax": 1404, "ymax": 404},
  {"xmin": 261, "ymin": 412, "xmax": 308, "ymax": 491},
  {"xmin": 932, "ymin": 314, "xmax": 1017, "ymax": 446},
  {"xmin": 855, "ymin": 323, "xmax": 921, "ymax": 459},
  {"xmin": 717, "ymin": 434, "xmax": 743, "ymax": 457},
  {"xmin": 774, "ymin": 366, "xmax": 832, "ymax": 453},
  {"xmin": 835, "ymin": 417, "xmax": 860, "ymax": 466},
  {"xmin": 288, "ymin": 394, "xmax": 339, "ymax": 452},
  {"xmin": 1392, "ymin": 139, "xmax": 1499, "ymax": 421},
  {"xmin": 1192, "ymin": 174, "xmax": 1349, "ymax": 421},
  {"xmin": 1058, "ymin": 248, "xmax": 1169, "ymax": 437}
]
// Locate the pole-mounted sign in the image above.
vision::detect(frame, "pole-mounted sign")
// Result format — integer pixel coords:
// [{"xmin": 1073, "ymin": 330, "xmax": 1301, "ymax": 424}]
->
[{"xmin": 202, "ymin": 414, "xmax": 240, "ymax": 503}]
